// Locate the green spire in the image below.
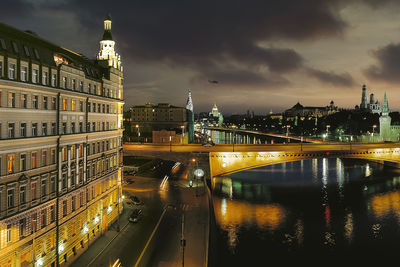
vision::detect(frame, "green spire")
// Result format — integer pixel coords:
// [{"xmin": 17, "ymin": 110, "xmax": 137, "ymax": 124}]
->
[{"xmin": 382, "ymin": 92, "xmax": 389, "ymax": 115}]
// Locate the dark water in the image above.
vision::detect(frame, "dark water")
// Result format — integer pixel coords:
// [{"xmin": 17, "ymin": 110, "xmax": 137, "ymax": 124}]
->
[{"xmin": 211, "ymin": 158, "xmax": 400, "ymax": 267}]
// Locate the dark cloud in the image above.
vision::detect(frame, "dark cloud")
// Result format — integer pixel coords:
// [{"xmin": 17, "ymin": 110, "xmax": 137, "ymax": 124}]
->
[
  {"xmin": 306, "ymin": 68, "xmax": 355, "ymax": 87},
  {"xmin": 364, "ymin": 43, "xmax": 400, "ymax": 83},
  {"xmin": 37, "ymin": 0, "xmax": 348, "ymax": 74},
  {"xmin": 0, "ymin": 0, "xmax": 34, "ymax": 19}
]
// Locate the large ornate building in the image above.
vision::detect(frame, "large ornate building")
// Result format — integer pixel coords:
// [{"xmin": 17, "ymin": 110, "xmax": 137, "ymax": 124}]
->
[{"xmin": 0, "ymin": 16, "xmax": 124, "ymax": 266}]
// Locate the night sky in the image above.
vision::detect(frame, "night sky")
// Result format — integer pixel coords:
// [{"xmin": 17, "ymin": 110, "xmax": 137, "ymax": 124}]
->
[{"xmin": 2, "ymin": 0, "xmax": 400, "ymax": 114}]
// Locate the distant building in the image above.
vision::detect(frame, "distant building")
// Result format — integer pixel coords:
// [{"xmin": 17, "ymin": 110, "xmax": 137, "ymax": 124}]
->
[
  {"xmin": 284, "ymin": 100, "xmax": 338, "ymax": 119},
  {"xmin": 359, "ymin": 84, "xmax": 382, "ymax": 114},
  {"xmin": 130, "ymin": 103, "xmax": 193, "ymax": 143},
  {"xmin": 378, "ymin": 93, "xmax": 400, "ymax": 141},
  {"xmin": 199, "ymin": 104, "xmax": 224, "ymax": 127},
  {"xmin": 186, "ymin": 90, "xmax": 194, "ymax": 143}
]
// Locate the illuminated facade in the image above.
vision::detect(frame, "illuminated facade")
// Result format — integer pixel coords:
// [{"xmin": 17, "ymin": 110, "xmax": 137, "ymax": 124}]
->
[{"xmin": 0, "ymin": 16, "xmax": 123, "ymax": 267}]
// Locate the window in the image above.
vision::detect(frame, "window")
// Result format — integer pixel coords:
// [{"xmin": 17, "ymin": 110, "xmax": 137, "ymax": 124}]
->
[
  {"xmin": 79, "ymin": 81, "xmax": 83, "ymax": 92},
  {"xmin": 21, "ymin": 66, "xmax": 27, "ymax": 81},
  {"xmin": 42, "ymin": 123, "xmax": 47, "ymax": 136},
  {"xmin": 0, "ymin": 60, "xmax": 3, "ymax": 77},
  {"xmin": 41, "ymin": 209, "xmax": 47, "ymax": 228},
  {"xmin": 107, "ymin": 105, "xmax": 110, "ymax": 113},
  {"xmin": 72, "ymin": 79, "xmax": 76, "ymax": 90},
  {"xmin": 31, "ymin": 182, "xmax": 37, "ymax": 200},
  {"xmin": 41, "ymin": 180, "xmax": 46, "ymax": 197},
  {"xmin": 21, "ymin": 94, "xmax": 27, "ymax": 108},
  {"xmin": 43, "ymin": 96, "xmax": 48, "ymax": 109},
  {"xmin": 50, "ymin": 206, "xmax": 55, "ymax": 222},
  {"xmin": 93, "ymin": 103, "xmax": 96, "ymax": 112},
  {"xmin": 20, "ymin": 154, "xmax": 26, "ymax": 171},
  {"xmin": 51, "ymin": 123, "xmax": 56, "ymax": 135},
  {"xmin": 31, "ymin": 152, "xmax": 37, "ymax": 169},
  {"xmin": 88, "ymin": 102, "xmax": 91, "ymax": 112},
  {"xmin": 8, "ymin": 63, "xmax": 15, "ymax": 79},
  {"xmin": 51, "ymin": 74, "xmax": 57, "ymax": 87},
  {"xmin": 7, "ymin": 189, "xmax": 14, "ymax": 208},
  {"xmin": 94, "ymin": 85, "xmax": 97, "ymax": 95},
  {"xmin": 12, "ymin": 42, "xmax": 18, "ymax": 53},
  {"xmin": 79, "ymin": 122, "xmax": 83, "ymax": 133},
  {"xmin": 62, "ymin": 173, "xmax": 67, "ymax": 189},
  {"xmin": 62, "ymin": 200, "xmax": 67, "ymax": 216},
  {"xmin": 97, "ymin": 103, "xmax": 101, "ymax": 113},
  {"xmin": 71, "ymin": 100, "xmax": 76, "ymax": 111},
  {"xmin": 62, "ymin": 122, "xmax": 67, "ymax": 134},
  {"xmin": 19, "ymin": 218, "xmax": 26, "ymax": 238},
  {"xmin": 32, "ymin": 123, "xmax": 38, "ymax": 136},
  {"xmin": 72, "ymin": 196, "xmax": 76, "ymax": 211},
  {"xmin": 8, "ymin": 92, "xmax": 15, "ymax": 107},
  {"xmin": 8, "ymin": 123, "xmax": 15, "ymax": 138},
  {"xmin": 88, "ymin": 84, "xmax": 91, "ymax": 94},
  {"xmin": 71, "ymin": 146, "xmax": 75, "ymax": 160},
  {"xmin": 92, "ymin": 122, "xmax": 96, "ymax": 131},
  {"xmin": 7, "ymin": 224, "xmax": 11, "ymax": 243},
  {"xmin": 32, "ymin": 95, "xmax": 38, "ymax": 109},
  {"xmin": 62, "ymin": 99, "xmax": 67, "ymax": 110},
  {"xmin": 43, "ymin": 71, "xmax": 48, "ymax": 85},
  {"xmin": 51, "ymin": 97, "xmax": 56, "ymax": 110},
  {"xmin": 23, "ymin": 45, "xmax": 30, "ymax": 56},
  {"xmin": 62, "ymin": 147, "xmax": 66, "ymax": 161},
  {"xmin": 7, "ymin": 155, "xmax": 15, "ymax": 174},
  {"xmin": 79, "ymin": 101, "xmax": 83, "ymax": 112},
  {"xmin": 51, "ymin": 149, "xmax": 56, "ymax": 164},
  {"xmin": 19, "ymin": 186, "xmax": 26, "ymax": 204},
  {"xmin": 63, "ymin": 77, "xmax": 67, "ymax": 88},
  {"xmin": 71, "ymin": 122, "xmax": 75, "ymax": 133},
  {"xmin": 34, "ymin": 48, "xmax": 40, "ymax": 59},
  {"xmin": 32, "ymin": 69, "xmax": 39, "ymax": 83},
  {"xmin": 42, "ymin": 150, "xmax": 47, "ymax": 166},
  {"xmin": 31, "ymin": 213, "xmax": 37, "ymax": 232}
]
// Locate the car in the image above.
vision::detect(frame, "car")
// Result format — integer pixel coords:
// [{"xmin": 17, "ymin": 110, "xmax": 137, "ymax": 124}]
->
[
  {"xmin": 129, "ymin": 195, "xmax": 142, "ymax": 205},
  {"xmin": 202, "ymin": 143, "xmax": 213, "ymax": 147},
  {"xmin": 129, "ymin": 209, "xmax": 142, "ymax": 223}
]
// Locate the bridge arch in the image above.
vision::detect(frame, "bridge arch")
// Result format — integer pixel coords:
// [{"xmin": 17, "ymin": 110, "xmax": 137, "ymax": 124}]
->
[{"xmin": 209, "ymin": 148, "xmax": 400, "ymax": 177}]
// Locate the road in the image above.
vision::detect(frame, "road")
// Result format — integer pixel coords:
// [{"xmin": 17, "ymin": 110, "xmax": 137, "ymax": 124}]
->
[
  {"xmin": 123, "ymin": 142, "xmax": 400, "ymax": 153},
  {"xmin": 72, "ymin": 160, "xmax": 209, "ymax": 267}
]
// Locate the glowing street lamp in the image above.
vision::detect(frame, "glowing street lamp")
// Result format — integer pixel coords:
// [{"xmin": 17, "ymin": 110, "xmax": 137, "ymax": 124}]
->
[
  {"xmin": 135, "ymin": 124, "xmax": 140, "ymax": 142},
  {"xmin": 372, "ymin": 125, "xmax": 377, "ymax": 136}
]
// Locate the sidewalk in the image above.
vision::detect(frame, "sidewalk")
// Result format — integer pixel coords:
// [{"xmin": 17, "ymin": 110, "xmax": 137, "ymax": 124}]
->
[{"xmin": 70, "ymin": 203, "xmax": 132, "ymax": 267}]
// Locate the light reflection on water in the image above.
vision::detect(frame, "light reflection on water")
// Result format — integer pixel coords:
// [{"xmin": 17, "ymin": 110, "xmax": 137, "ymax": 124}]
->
[{"xmin": 212, "ymin": 158, "xmax": 400, "ymax": 266}]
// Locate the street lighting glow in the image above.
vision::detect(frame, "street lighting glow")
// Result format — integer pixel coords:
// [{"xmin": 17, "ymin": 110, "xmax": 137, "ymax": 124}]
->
[
  {"xmin": 94, "ymin": 216, "xmax": 99, "ymax": 224},
  {"xmin": 107, "ymin": 205, "xmax": 112, "ymax": 214},
  {"xmin": 37, "ymin": 258, "xmax": 43, "ymax": 266},
  {"xmin": 59, "ymin": 244, "xmax": 64, "ymax": 252},
  {"xmin": 83, "ymin": 225, "xmax": 89, "ymax": 233}
]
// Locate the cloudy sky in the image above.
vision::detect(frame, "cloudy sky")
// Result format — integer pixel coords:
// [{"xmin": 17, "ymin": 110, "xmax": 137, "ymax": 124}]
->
[{"xmin": 2, "ymin": 0, "xmax": 400, "ymax": 114}]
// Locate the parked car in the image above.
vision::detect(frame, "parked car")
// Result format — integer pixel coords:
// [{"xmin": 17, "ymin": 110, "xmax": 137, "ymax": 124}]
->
[
  {"xmin": 129, "ymin": 195, "xmax": 142, "ymax": 205},
  {"xmin": 129, "ymin": 209, "xmax": 143, "ymax": 223}
]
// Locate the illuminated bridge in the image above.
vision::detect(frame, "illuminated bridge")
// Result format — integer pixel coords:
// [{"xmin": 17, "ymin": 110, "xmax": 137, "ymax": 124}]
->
[{"xmin": 123, "ymin": 142, "xmax": 400, "ymax": 179}]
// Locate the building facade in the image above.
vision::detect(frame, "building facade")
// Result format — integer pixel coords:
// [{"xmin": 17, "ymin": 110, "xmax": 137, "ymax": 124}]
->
[
  {"xmin": 359, "ymin": 84, "xmax": 381, "ymax": 114},
  {"xmin": 284, "ymin": 100, "xmax": 338, "ymax": 119},
  {"xmin": 130, "ymin": 103, "xmax": 193, "ymax": 143},
  {"xmin": 0, "ymin": 16, "xmax": 123, "ymax": 267}
]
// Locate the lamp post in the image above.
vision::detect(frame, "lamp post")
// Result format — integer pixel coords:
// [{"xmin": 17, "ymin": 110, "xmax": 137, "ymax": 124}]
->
[
  {"xmin": 286, "ymin": 125, "xmax": 290, "ymax": 143},
  {"xmin": 326, "ymin": 125, "xmax": 330, "ymax": 140},
  {"xmin": 169, "ymin": 135, "xmax": 172, "ymax": 152},
  {"xmin": 372, "ymin": 125, "xmax": 376, "ymax": 136},
  {"xmin": 135, "ymin": 124, "xmax": 140, "ymax": 142},
  {"xmin": 181, "ymin": 125, "xmax": 185, "ymax": 144}
]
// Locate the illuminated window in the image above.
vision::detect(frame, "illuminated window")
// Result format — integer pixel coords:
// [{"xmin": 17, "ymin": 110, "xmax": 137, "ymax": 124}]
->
[
  {"xmin": 32, "ymin": 69, "xmax": 38, "ymax": 83},
  {"xmin": 71, "ymin": 100, "xmax": 76, "ymax": 111},
  {"xmin": 8, "ymin": 92, "xmax": 15, "ymax": 107},
  {"xmin": 7, "ymin": 155, "xmax": 15, "ymax": 174},
  {"xmin": 51, "ymin": 149, "xmax": 56, "ymax": 164},
  {"xmin": 21, "ymin": 94, "xmax": 27, "ymax": 108},
  {"xmin": 21, "ymin": 66, "xmax": 27, "ymax": 81},
  {"xmin": 63, "ymin": 99, "xmax": 67, "ymax": 110},
  {"xmin": 62, "ymin": 147, "xmax": 66, "ymax": 161},
  {"xmin": 42, "ymin": 151, "xmax": 47, "ymax": 166},
  {"xmin": 71, "ymin": 145, "xmax": 75, "ymax": 159},
  {"xmin": 31, "ymin": 152, "xmax": 37, "ymax": 169},
  {"xmin": 8, "ymin": 63, "xmax": 15, "ymax": 79}
]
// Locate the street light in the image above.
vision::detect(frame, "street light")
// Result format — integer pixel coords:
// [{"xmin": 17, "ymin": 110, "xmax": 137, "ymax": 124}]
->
[
  {"xmin": 181, "ymin": 125, "xmax": 185, "ymax": 144},
  {"xmin": 169, "ymin": 135, "xmax": 172, "ymax": 152},
  {"xmin": 372, "ymin": 125, "xmax": 377, "ymax": 136},
  {"xmin": 135, "ymin": 124, "xmax": 140, "ymax": 142},
  {"xmin": 326, "ymin": 125, "xmax": 330, "ymax": 140},
  {"xmin": 286, "ymin": 125, "xmax": 290, "ymax": 143}
]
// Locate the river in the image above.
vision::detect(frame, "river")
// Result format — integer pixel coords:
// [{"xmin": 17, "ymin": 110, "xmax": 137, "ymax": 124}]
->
[{"xmin": 210, "ymin": 158, "xmax": 400, "ymax": 266}]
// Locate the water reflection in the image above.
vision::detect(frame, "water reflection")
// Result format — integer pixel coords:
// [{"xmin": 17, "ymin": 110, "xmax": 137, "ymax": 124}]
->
[{"xmin": 212, "ymin": 158, "xmax": 400, "ymax": 266}]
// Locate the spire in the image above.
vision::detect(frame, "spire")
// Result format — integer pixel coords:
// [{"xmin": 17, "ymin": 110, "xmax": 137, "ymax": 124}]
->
[
  {"xmin": 186, "ymin": 89, "xmax": 193, "ymax": 112},
  {"xmin": 97, "ymin": 15, "xmax": 122, "ymax": 70},
  {"xmin": 102, "ymin": 15, "xmax": 113, "ymax": 40},
  {"xmin": 382, "ymin": 92, "xmax": 389, "ymax": 115}
]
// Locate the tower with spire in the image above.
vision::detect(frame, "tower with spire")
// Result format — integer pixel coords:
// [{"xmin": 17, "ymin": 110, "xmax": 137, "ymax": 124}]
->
[
  {"xmin": 379, "ymin": 92, "xmax": 391, "ymax": 141},
  {"xmin": 360, "ymin": 84, "xmax": 368, "ymax": 109},
  {"xmin": 186, "ymin": 90, "xmax": 194, "ymax": 143},
  {"xmin": 97, "ymin": 15, "xmax": 123, "ymax": 71}
]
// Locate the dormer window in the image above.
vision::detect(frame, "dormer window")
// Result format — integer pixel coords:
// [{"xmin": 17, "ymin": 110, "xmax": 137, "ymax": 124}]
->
[
  {"xmin": 23, "ymin": 45, "xmax": 30, "ymax": 57},
  {"xmin": 12, "ymin": 42, "xmax": 18, "ymax": 53}
]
